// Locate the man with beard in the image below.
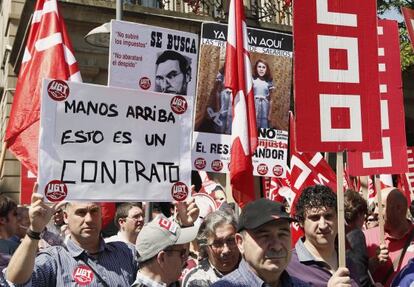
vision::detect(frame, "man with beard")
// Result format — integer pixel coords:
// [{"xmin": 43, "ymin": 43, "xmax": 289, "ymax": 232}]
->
[
  {"xmin": 183, "ymin": 210, "xmax": 240, "ymax": 286},
  {"xmin": 287, "ymin": 185, "xmax": 359, "ymax": 287},
  {"xmin": 106, "ymin": 203, "xmax": 144, "ymax": 246},
  {"xmin": 212, "ymin": 198, "xmax": 309, "ymax": 287}
]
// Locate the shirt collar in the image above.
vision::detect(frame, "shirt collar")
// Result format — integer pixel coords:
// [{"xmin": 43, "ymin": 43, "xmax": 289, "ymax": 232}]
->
[
  {"xmin": 239, "ymin": 259, "xmax": 294, "ymax": 287},
  {"xmin": 238, "ymin": 259, "xmax": 265, "ymax": 286},
  {"xmin": 135, "ymin": 271, "xmax": 167, "ymax": 287},
  {"xmin": 295, "ymin": 237, "xmax": 316, "ymax": 262},
  {"xmin": 67, "ymin": 236, "xmax": 107, "ymax": 258}
]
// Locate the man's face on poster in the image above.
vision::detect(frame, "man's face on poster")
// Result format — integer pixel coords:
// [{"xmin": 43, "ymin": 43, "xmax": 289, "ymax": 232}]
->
[{"xmin": 155, "ymin": 59, "xmax": 189, "ymax": 95}]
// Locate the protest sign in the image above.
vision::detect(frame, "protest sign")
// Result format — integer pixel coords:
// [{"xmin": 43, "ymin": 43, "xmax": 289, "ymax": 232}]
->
[
  {"xmin": 108, "ymin": 20, "xmax": 198, "ymax": 97},
  {"xmin": 193, "ymin": 23, "xmax": 293, "ymax": 177},
  {"xmin": 38, "ymin": 79, "xmax": 193, "ymax": 202},
  {"xmin": 348, "ymin": 20, "xmax": 408, "ymax": 176},
  {"xmin": 294, "ymin": 0, "xmax": 381, "ymax": 152}
]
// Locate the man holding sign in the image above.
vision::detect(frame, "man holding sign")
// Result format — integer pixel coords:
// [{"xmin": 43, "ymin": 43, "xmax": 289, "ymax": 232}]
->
[
  {"xmin": 6, "ymin": 192, "xmax": 137, "ymax": 286},
  {"xmin": 287, "ymin": 185, "xmax": 359, "ymax": 286}
]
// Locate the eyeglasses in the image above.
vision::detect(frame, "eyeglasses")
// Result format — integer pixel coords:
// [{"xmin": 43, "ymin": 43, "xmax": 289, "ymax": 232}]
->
[
  {"xmin": 208, "ymin": 237, "xmax": 237, "ymax": 250},
  {"xmin": 125, "ymin": 214, "xmax": 144, "ymax": 221},
  {"xmin": 164, "ymin": 248, "xmax": 188, "ymax": 259}
]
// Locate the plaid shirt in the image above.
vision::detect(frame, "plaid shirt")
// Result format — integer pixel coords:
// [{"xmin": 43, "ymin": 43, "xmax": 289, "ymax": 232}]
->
[{"xmin": 212, "ymin": 259, "xmax": 310, "ymax": 287}]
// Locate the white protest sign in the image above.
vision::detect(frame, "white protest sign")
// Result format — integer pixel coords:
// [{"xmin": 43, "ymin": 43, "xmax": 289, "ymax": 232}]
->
[
  {"xmin": 108, "ymin": 20, "xmax": 198, "ymax": 97},
  {"xmin": 38, "ymin": 79, "xmax": 192, "ymax": 202}
]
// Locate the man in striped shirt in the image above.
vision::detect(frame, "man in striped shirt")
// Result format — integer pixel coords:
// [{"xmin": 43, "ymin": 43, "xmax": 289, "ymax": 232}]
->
[{"xmin": 6, "ymin": 193, "xmax": 137, "ymax": 286}]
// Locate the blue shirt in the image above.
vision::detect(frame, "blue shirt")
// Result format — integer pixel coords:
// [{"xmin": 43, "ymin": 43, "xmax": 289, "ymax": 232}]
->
[
  {"xmin": 211, "ymin": 259, "xmax": 309, "ymax": 287},
  {"xmin": 9, "ymin": 237, "xmax": 137, "ymax": 286},
  {"xmin": 391, "ymin": 258, "xmax": 414, "ymax": 287}
]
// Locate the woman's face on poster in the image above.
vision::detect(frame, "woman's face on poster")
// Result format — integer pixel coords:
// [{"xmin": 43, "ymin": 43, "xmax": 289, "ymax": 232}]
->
[{"xmin": 256, "ymin": 62, "xmax": 267, "ymax": 77}]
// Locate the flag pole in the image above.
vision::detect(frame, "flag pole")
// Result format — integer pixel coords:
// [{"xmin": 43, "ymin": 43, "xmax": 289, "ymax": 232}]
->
[
  {"xmin": 0, "ymin": 141, "xmax": 6, "ymax": 176},
  {"xmin": 336, "ymin": 151, "xmax": 346, "ymax": 268},
  {"xmin": 374, "ymin": 174, "xmax": 385, "ymax": 244},
  {"xmin": 361, "ymin": 176, "xmax": 368, "ymax": 201}
]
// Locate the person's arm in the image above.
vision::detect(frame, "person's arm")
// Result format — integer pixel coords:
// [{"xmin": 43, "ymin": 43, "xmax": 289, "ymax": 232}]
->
[
  {"xmin": 6, "ymin": 192, "xmax": 63, "ymax": 284},
  {"xmin": 175, "ymin": 187, "xmax": 200, "ymax": 227}
]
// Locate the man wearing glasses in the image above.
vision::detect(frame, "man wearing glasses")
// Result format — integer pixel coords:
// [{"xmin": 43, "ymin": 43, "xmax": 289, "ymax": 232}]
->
[
  {"xmin": 155, "ymin": 50, "xmax": 191, "ymax": 95},
  {"xmin": 182, "ymin": 210, "xmax": 240, "ymax": 287},
  {"xmin": 132, "ymin": 215, "xmax": 198, "ymax": 287},
  {"xmin": 105, "ymin": 203, "xmax": 144, "ymax": 246}
]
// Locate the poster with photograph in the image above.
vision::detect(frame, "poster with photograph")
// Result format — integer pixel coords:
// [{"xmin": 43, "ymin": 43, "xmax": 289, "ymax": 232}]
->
[
  {"xmin": 193, "ymin": 23, "xmax": 292, "ymax": 177},
  {"xmin": 108, "ymin": 20, "xmax": 199, "ymax": 97},
  {"xmin": 38, "ymin": 79, "xmax": 193, "ymax": 202}
]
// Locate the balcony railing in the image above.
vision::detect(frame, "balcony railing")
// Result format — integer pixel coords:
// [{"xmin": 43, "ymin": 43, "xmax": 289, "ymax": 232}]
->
[{"xmin": 134, "ymin": 0, "xmax": 292, "ymax": 26}]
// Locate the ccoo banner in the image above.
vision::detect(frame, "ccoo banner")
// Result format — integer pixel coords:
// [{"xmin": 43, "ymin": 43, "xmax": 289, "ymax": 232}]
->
[
  {"xmin": 348, "ymin": 20, "xmax": 408, "ymax": 176},
  {"xmin": 38, "ymin": 79, "xmax": 193, "ymax": 202},
  {"xmin": 294, "ymin": 0, "xmax": 382, "ymax": 152}
]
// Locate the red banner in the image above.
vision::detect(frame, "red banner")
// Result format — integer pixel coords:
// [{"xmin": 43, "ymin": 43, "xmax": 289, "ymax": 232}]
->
[
  {"xmin": 20, "ymin": 165, "xmax": 36, "ymax": 204},
  {"xmin": 293, "ymin": 0, "xmax": 381, "ymax": 152},
  {"xmin": 348, "ymin": 20, "xmax": 408, "ymax": 176},
  {"xmin": 402, "ymin": 7, "xmax": 414, "ymax": 51},
  {"xmin": 289, "ymin": 113, "xmax": 337, "ymax": 194},
  {"xmin": 406, "ymin": 147, "xmax": 414, "ymax": 194},
  {"xmin": 225, "ymin": 0, "xmax": 258, "ymax": 207},
  {"xmin": 4, "ymin": 0, "xmax": 81, "ymax": 175}
]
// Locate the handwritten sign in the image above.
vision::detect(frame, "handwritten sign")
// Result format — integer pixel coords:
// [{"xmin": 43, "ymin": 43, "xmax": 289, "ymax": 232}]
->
[
  {"xmin": 108, "ymin": 20, "xmax": 198, "ymax": 97},
  {"xmin": 38, "ymin": 79, "xmax": 193, "ymax": 202}
]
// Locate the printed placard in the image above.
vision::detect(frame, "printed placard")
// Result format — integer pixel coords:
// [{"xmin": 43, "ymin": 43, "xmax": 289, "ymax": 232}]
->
[
  {"xmin": 294, "ymin": 0, "xmax": 382, "ymax": 152},
  {"xmin": 108, "ymin": 20, "xmax": 198, "ymax": 97},
  {"xmin": 348, "ymin": 20, "xmax": 408, "ymax": 175},
  {"xmin": 193, "ymin": 23, "xmax": 293, "ymax": 177},
  {"xmin": 38, "ymin": 79, "xmax": 192, "ymax": 202}
]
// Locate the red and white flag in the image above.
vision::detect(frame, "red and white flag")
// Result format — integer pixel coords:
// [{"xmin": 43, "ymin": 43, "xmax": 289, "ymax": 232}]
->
[
  {"xmin": 402, "ymin": 7, "xmax": 414, "ymax": 51},
  {"xmin": 225, "ymin": 0, "xmax": 258, "ymax": 208},
  {"xmin": 289, "ymin": 112, "xmax": 337, "ymax": 196},
  {"xmin": 5, "ymin": 0, "xmax": 81, "ymax": 175}
]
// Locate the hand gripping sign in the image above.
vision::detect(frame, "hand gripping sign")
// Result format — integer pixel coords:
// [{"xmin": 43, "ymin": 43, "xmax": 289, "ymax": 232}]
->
[
  {"xmin": 38, "ymin": 79, "xmax": 193, "ymax": 202},
  {"xmin": 294, "ymin": 0, "xmax": 382, "ymax": 152}
]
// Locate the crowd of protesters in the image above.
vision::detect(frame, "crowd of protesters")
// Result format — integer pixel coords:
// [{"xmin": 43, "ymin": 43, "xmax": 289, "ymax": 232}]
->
[{"xmin": 0, "ymin": 183, "xmax": 413, "ymax": 286}]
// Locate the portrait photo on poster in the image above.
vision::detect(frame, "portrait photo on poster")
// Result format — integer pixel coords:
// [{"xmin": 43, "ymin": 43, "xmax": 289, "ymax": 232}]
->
[
  {"xmin": 154, "ymin": 50, "xmax": 192, "ymax": 96},
  {"xmin": 195, "ymin": 48, "xmax": 292, "ymax": 134}
]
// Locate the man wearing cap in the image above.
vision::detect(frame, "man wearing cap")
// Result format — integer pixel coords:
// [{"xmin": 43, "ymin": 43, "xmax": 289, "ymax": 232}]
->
[
  {"xmin": 212, "ymin": 198, "xmax": 309, "ymax": 287},
  {"xmin": 286, "ymin": 185, "xmax": 360, "ymax": 287},
  {"xmin": 132, "ymin": 215, "xmax": 199, "ymax": 287}
]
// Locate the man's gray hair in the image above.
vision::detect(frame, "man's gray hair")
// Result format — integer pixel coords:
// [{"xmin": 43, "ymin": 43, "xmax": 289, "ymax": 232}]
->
[{"xmin": 197, "ymin": 210, "xmax": 237, "ymax": 259}]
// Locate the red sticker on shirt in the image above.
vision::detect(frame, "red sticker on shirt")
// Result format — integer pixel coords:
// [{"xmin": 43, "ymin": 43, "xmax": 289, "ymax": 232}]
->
[{"xmin": 73, "ymin": 265, "xmax": 94, "ymax": 285}]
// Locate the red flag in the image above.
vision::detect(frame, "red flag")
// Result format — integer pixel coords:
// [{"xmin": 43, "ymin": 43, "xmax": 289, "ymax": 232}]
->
[
  {"xmin": 5, "ymin": 0, "xmax": 81, "ymax": 175},
  {"xmin": 225, "ymin": 0, "xmax": 257, "ymax": 208},
  {"xmin": 402, "ymin": 7, "xmax": 414, "ymax": 51},
  {"xmin": 289, "ymin": 112, "xmax": 337, "ymax": 196}
]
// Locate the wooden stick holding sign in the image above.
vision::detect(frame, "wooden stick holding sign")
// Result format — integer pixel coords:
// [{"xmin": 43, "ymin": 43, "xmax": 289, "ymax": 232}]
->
[
  {"xmin": 0, "ymin": 141, "xmax": 6, "ymax": 177},
  {"xmin": 336, "ymin": 152, "xmax": 346, "ymax": 268},
  {"xmin": 374, "ymin": 174, "xmax": 385, "ymax": 244}
]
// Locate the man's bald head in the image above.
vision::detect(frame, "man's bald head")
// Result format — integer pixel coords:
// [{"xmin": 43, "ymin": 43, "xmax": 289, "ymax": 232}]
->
[{"xmin": 381, "ymin": 188, "xmax": 408, "ymax": 229}]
